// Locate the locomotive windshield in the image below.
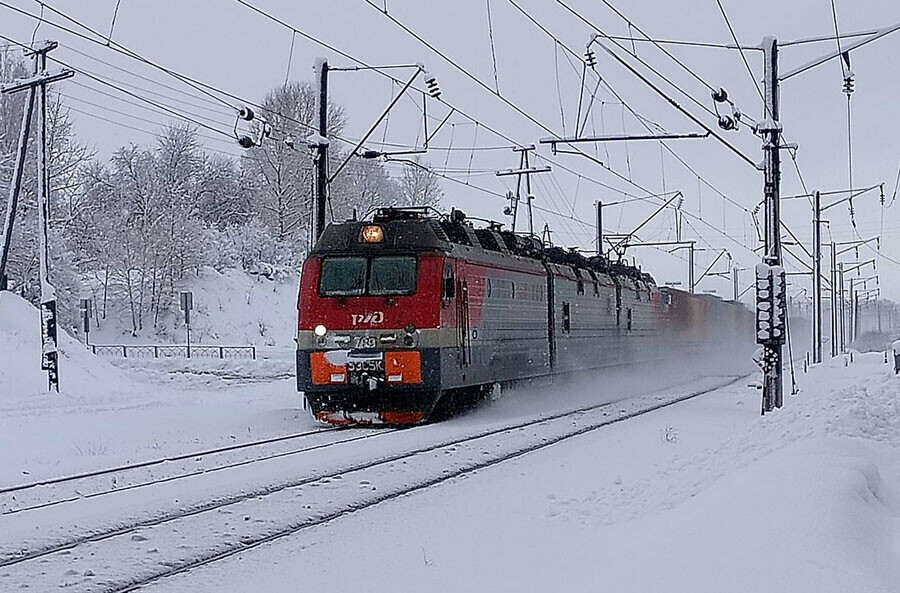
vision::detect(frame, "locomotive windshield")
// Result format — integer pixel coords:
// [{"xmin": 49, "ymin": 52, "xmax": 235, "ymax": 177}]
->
[
  {"xmin": 319, "ymin": 256, "xmax": 417, "ymax": 296},
  {"xmin": 319, "ymin": 257, "xmax": 367, "ymax": 295},
  {"xmin": 369, "ymin": 256, "xmax": 416, "ymax": 295}
]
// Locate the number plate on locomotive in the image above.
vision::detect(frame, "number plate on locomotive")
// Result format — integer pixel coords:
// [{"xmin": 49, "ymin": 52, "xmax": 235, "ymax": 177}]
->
[
  {"xmin": 346, "ymin": 359, "xmax": 384, "ymax": 373},
  {"xmin": 352, "ymin": 336, "xmax": 377, "ymax": 349}
]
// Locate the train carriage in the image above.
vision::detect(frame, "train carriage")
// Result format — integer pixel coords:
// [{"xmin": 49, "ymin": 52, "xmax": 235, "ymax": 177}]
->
[{"xmin": 296, "ymin": 207, "xmax": 751, "ymax": 425}]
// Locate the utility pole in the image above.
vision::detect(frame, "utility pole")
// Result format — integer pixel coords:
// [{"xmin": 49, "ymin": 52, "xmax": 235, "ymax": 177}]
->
[
  {"xmin": 0, "ymin": 41, "xmax": 72, "ymax": 392},
  {"xmin": 688, "ymin": 243, "xmax": 696, "ymax": 294},
  {"xmin": 314, "ymin": 58, "xmax": 329, "ymax": 242},
  {"xmin": 0, "ymin": 64, "xmax": 37, "ymax": 288},
  {"xmin": 732, "ymin": 266, "xmax": 739, "ymax": 302},
  {"xmin": 838, "ymin": 262, "xmax": 845, "ymax": 353},
  {"xmin": 595, "ymin": 201, "xmax": 603, "ymax": 256},
  {"xmin": 757, "ymin": 36, "xmax": 785, "ymax": 413},
  {"xmin": 495, "ymin": 145, "xmax": 550, "ymax": 237},
  {"xmin": 35, "ymin": 42, "xmax": 58, "ymax": 391},
  {"xmin": 812, "ymin": 190, "xmax": 823, "ymax": 363},
  {"xmin": 518, "ymin": 145, "xmax": 536, "ymax": 236},
  {"xmin": 830, "ymin": 242, "xmax": 838, "ymax": 357}
]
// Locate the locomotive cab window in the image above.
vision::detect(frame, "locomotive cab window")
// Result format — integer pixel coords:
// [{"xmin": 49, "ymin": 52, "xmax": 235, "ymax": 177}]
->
[
  {"xmin": 370, "ymin": 256, "xmax": 417, "ymax": 295},
  {"xmin": 319, "ymin": 256, "xmax": 417, "ymax": 296},
  {"xmin": 319, "ymin": 257, "xmax": 367, "ymax": 296}
]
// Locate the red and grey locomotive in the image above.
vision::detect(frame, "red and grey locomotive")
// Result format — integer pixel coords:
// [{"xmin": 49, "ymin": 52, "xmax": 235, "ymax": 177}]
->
[{"xmin": 296, "ymin": 207, "xmax": 750, "ymax": 425}]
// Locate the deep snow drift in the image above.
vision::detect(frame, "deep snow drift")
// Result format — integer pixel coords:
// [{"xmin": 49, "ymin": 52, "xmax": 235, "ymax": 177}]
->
[{"xmin": 0, "ymin": 291, "xmax": 307, "ymax": 484}]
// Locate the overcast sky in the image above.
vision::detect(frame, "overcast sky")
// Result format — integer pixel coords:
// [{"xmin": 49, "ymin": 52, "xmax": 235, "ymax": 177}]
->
[{"xmin": 2, "ymin": 0, "xmax": 899, "ymax": 301}]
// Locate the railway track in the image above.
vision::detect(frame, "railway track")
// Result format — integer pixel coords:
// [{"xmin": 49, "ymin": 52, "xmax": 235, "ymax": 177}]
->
[
  {"xmin": 0, "ymin": 373, "xmax": 747, "ymax": 593},
  {"xmin": 0, "ymin": 425, "xmax": 403, "ymax": 515}
]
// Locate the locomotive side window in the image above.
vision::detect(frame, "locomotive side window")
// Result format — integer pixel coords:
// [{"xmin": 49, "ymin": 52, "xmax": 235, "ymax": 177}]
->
[
  {"xmin": 442, "ymin": 263, "xmax": 456, "ymax": 300},
  {"xmin": 319, "ymin": 257, "xmax": 367, "ymax": 296},
  {"xmin": 370, "ymin": 256, "xmax": 417, "ymax": 295}
]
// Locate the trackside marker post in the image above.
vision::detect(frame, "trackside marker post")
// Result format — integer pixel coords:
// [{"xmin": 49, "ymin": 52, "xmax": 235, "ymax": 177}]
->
[{"xmin": 180, "ymin": 291, "xmax": 193, "ymax": 359}]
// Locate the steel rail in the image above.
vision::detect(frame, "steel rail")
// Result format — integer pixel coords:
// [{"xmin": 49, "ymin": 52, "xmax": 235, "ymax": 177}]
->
[{"xmin": 0, "ymin": 373, "xmax": 747, "ymax": 579}]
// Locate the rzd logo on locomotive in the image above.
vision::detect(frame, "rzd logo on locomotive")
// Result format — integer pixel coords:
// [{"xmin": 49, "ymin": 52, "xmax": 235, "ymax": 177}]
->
[{"xmin": 351, "ymin": 311, "xmax": 385, "ymax": 326}]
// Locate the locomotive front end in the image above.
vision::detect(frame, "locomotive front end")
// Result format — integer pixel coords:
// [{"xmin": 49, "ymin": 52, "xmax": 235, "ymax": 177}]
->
[{"xmin": 296, "ymin": 211, "xmax": 448, "ymax": 425}]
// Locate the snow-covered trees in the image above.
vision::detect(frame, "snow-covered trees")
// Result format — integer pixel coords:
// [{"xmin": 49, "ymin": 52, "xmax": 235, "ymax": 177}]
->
[
  {"xmin": 1, "ymin": 49, "xmax": 91, "ymax": 329},
  {"xmin": 1, "ymin": 55, "xmax": 445, "ymax": 339}
]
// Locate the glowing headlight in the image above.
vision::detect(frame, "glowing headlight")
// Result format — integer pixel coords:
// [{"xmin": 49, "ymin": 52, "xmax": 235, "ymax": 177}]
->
[
  {"xmin": 314, "ymin": 324, "xmax": 327, "ymax": 337},
  {"xmin": 359, "ymin": 224, "xmax": 384, "ymax": 243}
]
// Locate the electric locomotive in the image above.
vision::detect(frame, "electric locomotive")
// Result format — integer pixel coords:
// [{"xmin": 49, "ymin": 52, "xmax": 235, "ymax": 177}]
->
[{"xmin": 296, "ymin": 207, "xmax": 750, "ymax": 425}]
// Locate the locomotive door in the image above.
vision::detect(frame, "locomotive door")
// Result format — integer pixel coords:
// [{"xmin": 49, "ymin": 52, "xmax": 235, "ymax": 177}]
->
[{"xmin": 456, "ymin": 276, "xmax": 471, "ymax": 367}]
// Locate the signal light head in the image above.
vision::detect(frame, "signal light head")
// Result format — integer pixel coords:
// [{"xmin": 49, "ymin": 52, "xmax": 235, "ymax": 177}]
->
[{"xmin": 359, "ymin": 224, "xmax": 385, "ymax": 243}]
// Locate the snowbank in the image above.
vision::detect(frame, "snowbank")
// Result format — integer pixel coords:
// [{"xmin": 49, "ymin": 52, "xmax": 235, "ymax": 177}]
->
[
  {"xmin": 88, "ymin": 267, "xmax": 299, "ymax": 348},
  {"xmin": 0, "ymin": 291, "xmax": 133, "ymax": 409},
  {"xmin": 0, "ymin": 291, "xmax": 306, "ymax": 484}
]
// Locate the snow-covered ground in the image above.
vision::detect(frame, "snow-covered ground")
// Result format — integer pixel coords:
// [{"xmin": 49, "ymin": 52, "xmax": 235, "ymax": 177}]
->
[
  {"xmin": 139, "ymin": 354, "xmax": 900, "ymax": 593},
  {"xmin": 2, "ymin": 290, "xmax": 899, "ymax": 593},
  {"xmin": 86, "ymin": 267, "xmax": 299, "ymax": 348},
  {"xmin": 0, "ymin": 291, "xmax": 309, "ymax": 485}
]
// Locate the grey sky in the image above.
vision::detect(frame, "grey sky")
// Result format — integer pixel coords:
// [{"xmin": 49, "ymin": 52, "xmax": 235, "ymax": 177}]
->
[{"xmin": 2, "ymin": 0, "xmax": 899, "ymax": 300}]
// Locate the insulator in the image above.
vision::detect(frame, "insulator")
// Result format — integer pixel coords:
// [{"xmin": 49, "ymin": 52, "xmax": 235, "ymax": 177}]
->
[
  {"xmin": 717, "ymin": 114, "xmax": 736, "ymax": 131},
  {"xmin": 238, "ymin": 106, "xmax": 254, "ymax": 121},
  {"xmin": 585, "ymin": 48, "xmax": 597, "ymax": 68},
  {"xmin": 237, "ymin": 135, "xmax": 256, "ymax": 149},
  {"xmin": 843, "ymin": 76, "xmax": 854, "ymax": 95},
  {"xmin": 423, "ymin": 71, "xmax": 441, "ymax": 99},
  {"xmin": 711, "ymin": 87, "xmax": 728, "ymax": 103}
]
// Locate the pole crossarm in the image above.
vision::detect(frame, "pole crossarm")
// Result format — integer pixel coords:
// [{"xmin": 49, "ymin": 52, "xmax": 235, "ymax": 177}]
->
[
  {"xmin": 0, "ymin": 69, "xmax": 74, "ymax": 94},
  {"xmin": 779, "ymin": 21, "xmax": 900, "ymax": 81},
  {"xmin": 611, "ymin": 192, "xmax": 682, "ymax": 252},
  {"xmin": 841, "ymin": 260, "xmax": 876, "ymax": 274},
  {"xmin": 495, "ymin": 167, "xmax": 552, "ymax": 176},
  {"xmin": 821, "ymin": 184, "xmax": 884, "ymax": 211},
  {"xmin": 694, "ymin": 249, "xmax": 729, "ymax": 287},
  {"xmin": 539, "ymin": 132, "xmax": 709, "ymax": 145},
  {"xmin": 836, "ymin": 236, "xmax": 879, "ymax": 256},
  {"xmin": 783, "ymin": 183, "xmax": 882, "ymax": 201},
  {"xmin": 328, "ymin": 66, "xmax": 423, "ymax": 184}
]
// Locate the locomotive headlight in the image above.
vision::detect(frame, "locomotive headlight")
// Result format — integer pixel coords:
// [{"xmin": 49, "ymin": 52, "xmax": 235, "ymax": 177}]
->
[
  {"xmin": 359, "ymin": 224, "xmax": 384, "ymax": 243},
  {"xmin": 314, "ymin": 324, "xmax": 327, "ymax": 337}
]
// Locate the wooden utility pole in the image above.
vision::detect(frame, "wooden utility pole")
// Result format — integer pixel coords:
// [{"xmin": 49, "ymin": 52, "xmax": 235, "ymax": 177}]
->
[{"xmin": 0, "ymin": 41, "xmax": 73, "ymax": 391}]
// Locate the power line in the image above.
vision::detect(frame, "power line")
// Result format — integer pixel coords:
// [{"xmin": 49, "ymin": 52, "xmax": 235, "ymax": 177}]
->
[
  {"xmin": 3, "ymin": 0, "xmax": 237, "ymax": 109},
  {"xmin": 58, "ymin": 43, "xmax": 234, "ymax": 115},
  {"xmin": 713, "ymin": 0, "xmax": 768, "ymax": 114},
  {"xmin": 229, "ymin": 1, "xmax": 657, "ymax": 216},
  {"xmin": 60, "ymin": 93, "xmax": 237, "ymax": 145},
  {"xmin": 68, "ymin": 79, "xmax": 234, "ymax": 130},
  {"xmin": 502, "ymin": 2, "xmax": 767, "ymax": 266}
]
